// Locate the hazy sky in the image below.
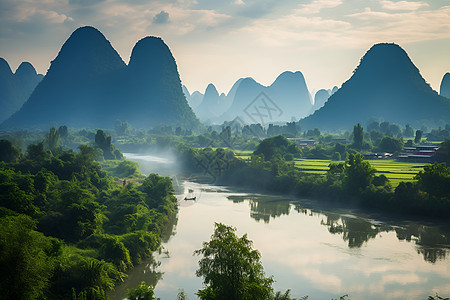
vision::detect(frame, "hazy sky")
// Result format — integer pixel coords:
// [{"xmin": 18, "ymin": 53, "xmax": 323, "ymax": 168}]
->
[{"xmin": 1, "ymin": 0, "xmax": 450, "ymax": 95}]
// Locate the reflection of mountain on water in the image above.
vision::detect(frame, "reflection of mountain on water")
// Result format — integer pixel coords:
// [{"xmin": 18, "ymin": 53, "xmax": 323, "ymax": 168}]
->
[{"xmin": 227, "ymin": 195, "xmax": 291, "ymax": 223}]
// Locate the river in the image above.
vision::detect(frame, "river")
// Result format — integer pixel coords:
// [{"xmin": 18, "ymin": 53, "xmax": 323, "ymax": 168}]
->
[{"xmin": 111, "ymin": 153, "xmax": 450, "ymax": 300}]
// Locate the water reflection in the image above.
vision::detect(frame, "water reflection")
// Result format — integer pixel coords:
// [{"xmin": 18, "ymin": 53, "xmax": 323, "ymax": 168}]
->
[
  {"xmin": 321, "ymin": 214, "xmax": 381, "ymax": 248},
  {"xmin": 395, "ymin": 225, "xmax": 449, "ymax": 263},
  {"xmin": 228, "ymin": 195, "xmax": 291, "ymax": 223},
  {"xmin": 109, "ymin": 257, "xmax": 163, "ymax": 299},
  {"xmin": 238, "ymin": 194, "xmax": 450, "ymax": 264}
]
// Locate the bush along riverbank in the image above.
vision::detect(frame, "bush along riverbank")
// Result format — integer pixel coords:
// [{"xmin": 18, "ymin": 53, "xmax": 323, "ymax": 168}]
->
[{"xmin": 0, "ymin": 139, "xmax": 177, "ymax": 299}]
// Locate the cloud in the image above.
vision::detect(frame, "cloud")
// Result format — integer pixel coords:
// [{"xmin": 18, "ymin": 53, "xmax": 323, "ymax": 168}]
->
[
  {"xmin": 153, "ymin": 10, "xmax": 170, "ymax": 24},
  {"xmin": 69, "ymin": 0, "xmax": 106, "ymax": 6},
  {"xmin": 380, "ymin": 0, "xmax": 429, "ymax": 11},
  {"xmin": 297, "ymin": 0, "xmax": 343, "ymax": 14},
  {"xmin": 346, "ymin": 5, "xmax": 450, "ymax": 44}
]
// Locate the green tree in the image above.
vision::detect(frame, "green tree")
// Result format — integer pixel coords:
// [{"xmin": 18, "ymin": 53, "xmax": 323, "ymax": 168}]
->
[
  {"xmin": 380, "ymin": 121, "xmax": 392, "ymax": 136},
  {"xmin": 46, "ymin": 127, "xmax": 61, "ymax": 154},
  {"xmin": 404, "ymin": 124, "xmax": 414, "ymax": 137},
  {"xmin": 0, "ymin": 215, "xmax": 55, "ymax": 299},
  {"xmin": 414, "ymin": 130, "xmax": 423, "ymax": 144},
  {"xmin": 126, "ymin": 281, "xmax": 159, "ymax": 300},
  {"xmin": 344, "ymin": 153, "xmax": 376, "ymax": 192},
  {"xmin": 194, "ymin": 223, "xmax": 274, "ymax": 300},
  {"xmin": 331, "ymin": 152, "xmax": 341, "ymax": 161},
  {"xmin": 114, "ymin": 120, "xmax": 131, "ymax": 136},
  {"xmin": 353, "ymin": 123, "xmax": 364, "ymax": 150},
  {"xmin": 415, "ymin": 163, "xmax": 450, "ymax": 198},
  {"xmin": 0, "ymin": 139, "xmax": 21, "ymax": 163},
  {"xmin": 94, "ymin": 129, "xmax": 122, "ymax": 160},
  {"xmin": 177, "ymin": 289, "xmax": 189, "ymax": 300},
  {"xmin": 27, "ymin": 142, "xmax": 50, "ymax": 161},
  {"xmin": 378, "ymin": 136, "xmax": 403, "ymax": 153},
  {"xmin": 254, "ymin": 135, "xmax": 300, "ymax": 161},
  {"xmin": 435, "ymin": 139, "xmax": 450, "ymax": 165}
]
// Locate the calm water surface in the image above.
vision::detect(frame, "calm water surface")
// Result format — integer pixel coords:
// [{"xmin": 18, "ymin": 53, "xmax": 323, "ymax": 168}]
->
[{"xmin": 111, "ymin": 153, "xmax": 450, "ymax": 300}]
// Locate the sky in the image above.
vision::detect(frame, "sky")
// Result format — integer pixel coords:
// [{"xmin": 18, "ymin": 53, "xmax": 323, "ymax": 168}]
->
[{"xmin": 1, "ymin": 0, "xmax": 450, "ymax": 96}]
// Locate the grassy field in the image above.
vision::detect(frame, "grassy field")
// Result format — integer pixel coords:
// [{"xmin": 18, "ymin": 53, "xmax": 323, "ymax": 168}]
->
[
  {"xmin": 293, "ymin": 158, "xmax": 425, "ymax": 187},
  {"xmin": 233, "ymin": 150, "xmax": 427, "ymax": 187}
]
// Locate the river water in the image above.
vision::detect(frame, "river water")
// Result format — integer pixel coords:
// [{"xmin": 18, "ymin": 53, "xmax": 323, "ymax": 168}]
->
[{"xmin": 111, "ymin": 153, "xmax": 450, "ymax": 300}]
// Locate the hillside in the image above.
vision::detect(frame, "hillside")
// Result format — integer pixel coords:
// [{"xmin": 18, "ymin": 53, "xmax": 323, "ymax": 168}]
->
[
  {"xmin": 0, "ymin": 59, "xmax": 43, "ymax": 123},
  {"xmin": 299, "ymin": 43, "xmax": 450, "ymax": 130},
  {"xmin": 1, "ymin": 27, "xmax": 199, "ymax": 130},
  {"xmin": 440, "ymin": 73, "xmax": 450, "ymax": 99}
]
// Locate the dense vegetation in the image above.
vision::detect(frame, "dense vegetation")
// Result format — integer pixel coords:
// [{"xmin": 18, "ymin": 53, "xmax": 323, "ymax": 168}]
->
[
  {"xmin": 0, "ymin": 137, "xmax": 177, "ymax": 299},
  {"xmin": 178, "ymin": 135, "xmax": 450, "ymax": 219},
  {"xmin": 0, "ymin": 122, "xmax": 449, "ymax": 299}
]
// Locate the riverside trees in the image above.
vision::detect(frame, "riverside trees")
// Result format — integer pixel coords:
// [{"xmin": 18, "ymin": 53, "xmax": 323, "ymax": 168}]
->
[
  {"xmin": 0, "ymin": 136, "xmax": 177, "ymax": 299},
  {"xmin": 194, "ymin": 223, "xmax": 298, "ymax": 300}
]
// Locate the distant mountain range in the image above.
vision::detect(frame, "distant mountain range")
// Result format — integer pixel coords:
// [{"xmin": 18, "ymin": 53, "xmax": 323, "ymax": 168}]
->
[
  {"xmin": 182, "ymin": 85, "xmax": 203, "ymax": 109},
  {"xmin": 299, "ymin": 43, "xmax": 450, "ymax": 130},
  {"xmin": 3, "ymin": 32, "xmax": 447, "ymax": 131},
  {"xmin": 1, "ymin": 26, "xmax": 199, "ymax": 130},
  {"xmin": 0, "ymin": 59, "xmax": 43, "ymax": 123},
  {"xmin": 187, "ymin": 71, "xmax": 313, "ymax": 124}
]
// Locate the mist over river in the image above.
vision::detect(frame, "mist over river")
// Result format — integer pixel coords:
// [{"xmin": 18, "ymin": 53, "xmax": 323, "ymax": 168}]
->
[{"xmin": 110, "ymin": 153, "xmax": 450, "ymax": 300}]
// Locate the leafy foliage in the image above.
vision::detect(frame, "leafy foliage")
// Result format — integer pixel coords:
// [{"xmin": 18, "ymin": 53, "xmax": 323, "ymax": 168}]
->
[
  {"xmin": 0, "ymin": 215, "xmax": 56, "ymax": 299},
  {"xmin": 126, "ymin": 281, "xmax": 159, "ymax": 300},
  {"xmin": 254, "ymin": 135, "xmax": 301, "ymax": 161},
  {"xmin": 0, "ymin": 134, "xmax": 177, "ymax": 299},
  {"xmin": 195, "ymin": 223, "xmax": 274, "ymax": 300}
]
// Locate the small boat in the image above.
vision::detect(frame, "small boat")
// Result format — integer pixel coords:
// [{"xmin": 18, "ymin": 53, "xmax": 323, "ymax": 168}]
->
[{"xmin": 184, "ymin": 196, "xmax": 196, "ymax": 201}]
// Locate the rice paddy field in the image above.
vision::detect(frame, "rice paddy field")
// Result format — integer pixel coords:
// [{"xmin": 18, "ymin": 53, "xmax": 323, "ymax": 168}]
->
[
  {"xmin": 294, "ymin": 159, "xmax": 426, "ymax": 187},
  {"xmin": 233, "ymin": 150, "xmax": 426, "ymax": 187}
]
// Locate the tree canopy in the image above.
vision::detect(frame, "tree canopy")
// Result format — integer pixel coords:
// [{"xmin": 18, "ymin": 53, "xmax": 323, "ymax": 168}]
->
[{"xmin": 194, "ymin": 223, "xmax": 274, "ymax": 300}]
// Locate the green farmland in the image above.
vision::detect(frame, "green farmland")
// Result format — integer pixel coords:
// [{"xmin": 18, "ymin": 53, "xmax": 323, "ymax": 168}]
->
[
  {"xmin": 233, "ymin": 150, "xmax": 426, "ymax": 187},
  {"xmin": 293, "ymin": 159, "xmax": 426, "ymax": 187}
]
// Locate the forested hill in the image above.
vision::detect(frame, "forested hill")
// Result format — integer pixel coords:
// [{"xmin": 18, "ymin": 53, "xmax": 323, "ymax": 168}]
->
[
  {"xmin": 299, "ymin": 43, "xmax": 450, "ymax": 130},
  {"xmin": 1, "ymin": 26, "xmax": 199, "ymax": 130},
  {"xmin": 0, "ymin": 137, "xmax": 177, "ymax": 299}
]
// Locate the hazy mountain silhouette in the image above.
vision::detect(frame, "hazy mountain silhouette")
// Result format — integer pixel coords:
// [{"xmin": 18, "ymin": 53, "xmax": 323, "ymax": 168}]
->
[
  {"xmin": 195, "ymin": 83, "xmax": 221, "ymax": 121},
  {"xmin": 192, "ymin": 83, "xmax": 234, "ymax": 122},
  {"xmin": 299, "ymin": 43, "xmax": 450, "ymax": 130},
  {"xmin": 331, "ymin": 86, "xmax": 338, "ymax": 95},
  {"xmin": 219, "ymin": 71, "xmax": 312, "ymax": 124},
  {"xmin": 0, "ymin": 59, "xmax": 43, "ymax": 123},
  {"xmin": 2, "ymin": 26, "xmax": 199, "ymax": 129},
  {"xmin": 15, "ymin": 62, "xmax": 43, "ymax": 97},
  {"xmin": 312, "ymin": 89, "xmax": 330, "ymax": 112},
  {"xmin": 219, "ymin": 77, "xmax": 264, "ymax": 123},
  {"xmin": 440, "ymin": 73, "xmax": 450, "ymax": 99},
  {"xmin": 182, "ymin": 85, "xmax": 203, "ymax": 109}
]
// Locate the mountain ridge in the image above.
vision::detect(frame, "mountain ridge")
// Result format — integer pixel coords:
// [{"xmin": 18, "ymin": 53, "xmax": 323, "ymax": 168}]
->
[
  {"xmin": 1, "ymin": 27, "xmax": 199, "ymax": 130},
  {"xmin": 0, "ymin": 58, "xmax": 43, "ymax": 123},
  {"xmin": 299, "ymin": 43, "xmax": 450, "ymax": 130}
]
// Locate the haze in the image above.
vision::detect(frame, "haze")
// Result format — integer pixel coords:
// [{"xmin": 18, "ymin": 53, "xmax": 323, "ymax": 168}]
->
[{"xmin": 1, "ymin": 0, "xmax": 450, "ymax": 94}]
